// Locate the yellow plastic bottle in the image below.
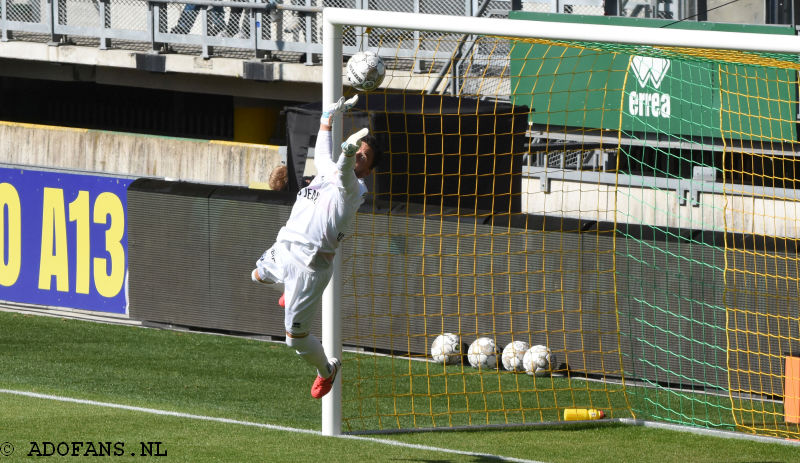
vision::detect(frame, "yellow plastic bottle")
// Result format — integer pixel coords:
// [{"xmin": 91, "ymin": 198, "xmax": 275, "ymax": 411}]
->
[{"xmin": 563, "ymin": 408, "xmax": 605, "ymax": 421}]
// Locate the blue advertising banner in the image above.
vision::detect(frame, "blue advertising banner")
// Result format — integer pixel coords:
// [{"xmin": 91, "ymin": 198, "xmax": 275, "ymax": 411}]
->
[{"xmin": 0, "ymin": 167, "xmax": 132, "ymax": 314}]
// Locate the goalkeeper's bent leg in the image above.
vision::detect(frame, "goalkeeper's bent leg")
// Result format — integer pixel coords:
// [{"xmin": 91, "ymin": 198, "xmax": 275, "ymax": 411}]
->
[{"xmin": 286, "ymin": 333, "xmax": 332, "ymax": 378}]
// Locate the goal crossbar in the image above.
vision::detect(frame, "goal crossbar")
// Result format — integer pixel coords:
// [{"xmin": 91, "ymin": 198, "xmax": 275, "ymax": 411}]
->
[{"xmin": 323, "ymin": 8, "xmax": 800, "ymax": 54}]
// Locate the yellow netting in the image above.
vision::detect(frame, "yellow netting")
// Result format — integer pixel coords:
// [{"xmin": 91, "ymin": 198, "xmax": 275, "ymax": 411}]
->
[
  {"xmin": 335, "ymin": 29, "xmax": 800, "ymax": 440},
  {"xmin": 718, "ymin": 62, "xmax": 800, "ymax": 438}
]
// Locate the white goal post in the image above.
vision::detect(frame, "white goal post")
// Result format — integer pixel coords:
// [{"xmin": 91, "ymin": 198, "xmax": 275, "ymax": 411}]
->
[{"xmin": 319, "ymin": 7, "xmax": 800, "ymax": 436}]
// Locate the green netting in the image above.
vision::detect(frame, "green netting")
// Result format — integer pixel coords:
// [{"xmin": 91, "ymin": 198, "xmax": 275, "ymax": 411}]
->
[{"xmin": 338, "ymin": 28, "xmax": 800, "ymax": 440}]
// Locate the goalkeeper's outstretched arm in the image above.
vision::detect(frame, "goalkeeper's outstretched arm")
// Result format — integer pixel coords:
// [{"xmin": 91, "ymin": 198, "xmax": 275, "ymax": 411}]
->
[
  {"xmin": 340, "ymin": 128, "xmax": 369, "ymax": 166},
  {"xmin": 337, "ymin": 128, "xmax": 371, "ymax": 193},
  {"xmin": 315, "ymin": 95, "xmax": 359, "ymax": 175}
]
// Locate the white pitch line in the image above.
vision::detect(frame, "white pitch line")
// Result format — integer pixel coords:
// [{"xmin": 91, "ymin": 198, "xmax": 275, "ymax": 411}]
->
[{"xmin": 0, "ymin": 389, "xmax": 545, "ymax": 463}]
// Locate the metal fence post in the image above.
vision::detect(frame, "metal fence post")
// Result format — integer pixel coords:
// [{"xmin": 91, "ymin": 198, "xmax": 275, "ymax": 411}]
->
[
  {"xmin": 304, "ymin": 0, "xmax": 312, "ymax": 64},
  {"xmin": 355, "ymin": 0, "xmax": 365, "ymax": 50},
  {"xmin": 49, "ymin": 0, "xmax": 66, "ymax": 45},
  {"xmin": 99, "ymin": 0, "xmax": 111, "ymax": 49},
  {"xmin": 251, "ymin": 0, "xmax": 264, "ymax": 59},
  {"xmin": 148, "ymin": 1, "xmax": 167, "ymax": 53},
  {"xmin": 413, "ymin": 0, "xmax": 420, "ymax": 72},
  {"xmin": 1, "ymin": 0, "xmax": 11, "ymax": 42},
  {"xmin": 201, "ymin": 6, "xmax": 212, "ymax": 58}
]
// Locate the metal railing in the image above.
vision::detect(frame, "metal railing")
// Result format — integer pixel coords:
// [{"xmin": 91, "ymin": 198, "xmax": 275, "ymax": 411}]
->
[
  {"xmin": 0, "ymin": 0, "xmax": 758, "ymax": 62},
  {"xmin": 0, "ymin": 0, "xmax": 518, "ymax": 60}
]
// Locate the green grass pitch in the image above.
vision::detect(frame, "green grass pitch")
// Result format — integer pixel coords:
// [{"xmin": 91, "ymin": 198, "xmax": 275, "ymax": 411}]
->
[{"xmin": 0, "ymin": 311, "xmax": 798, "ymax": 462}]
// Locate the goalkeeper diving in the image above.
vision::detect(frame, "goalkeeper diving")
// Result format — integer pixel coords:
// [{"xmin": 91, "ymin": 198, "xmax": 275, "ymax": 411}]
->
[{"xmin": 252, "ymin": 94, "xmax": 382, "ymax": 399}]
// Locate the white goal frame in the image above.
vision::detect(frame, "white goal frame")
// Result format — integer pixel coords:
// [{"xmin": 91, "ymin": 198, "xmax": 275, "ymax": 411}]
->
[{"xmin": 319, "ymin": 7, "xmax": 800, "ymax": 436}]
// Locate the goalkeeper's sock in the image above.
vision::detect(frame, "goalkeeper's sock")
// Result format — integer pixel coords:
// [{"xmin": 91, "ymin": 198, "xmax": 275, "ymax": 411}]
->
[{"xmin": 286, "ymin": 334, "xmax": 330, "ymax": 377}]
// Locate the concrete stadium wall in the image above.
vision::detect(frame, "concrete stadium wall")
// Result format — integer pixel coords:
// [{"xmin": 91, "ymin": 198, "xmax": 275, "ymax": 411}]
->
[
  {"xmin": 0, "ymin": 121, "xmax": 282, "ymax": 186},
  {"xmin": 707, "ymin": 0, "xmax": 764, "ymax": 24},
  {"xmin": 522, "ymin": 177, "xmax": 800, "ymax": 240}
]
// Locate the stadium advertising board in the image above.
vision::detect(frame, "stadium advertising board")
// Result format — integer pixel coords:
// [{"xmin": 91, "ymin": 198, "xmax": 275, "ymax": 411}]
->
[
  {"xmin": 508, "ymin": 12, "xmax": 796, "ymax": 142},
  {"xmin": 0, "ymin": 167, "xmax": 131, "ymax": 314}
]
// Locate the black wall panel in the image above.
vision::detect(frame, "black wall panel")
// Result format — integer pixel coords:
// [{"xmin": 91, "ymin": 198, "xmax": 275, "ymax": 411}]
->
[
  {"xmin": 128, "ymin": 179, "xmax": 798, "ymax": 397},
  {"xmin": 128, "ymin": 179, "xmax": 300, "ymax": 336},
  {"xmin": 207, "ymin": 188, "xmax": 297, "ymax": 335},
  {"xmin": 284, "ymin": 94, "xmax": 528, "ymax": 215},
  {"xmin": 128, "ymin": 180, "xmax": 216, "ymax": 327}
]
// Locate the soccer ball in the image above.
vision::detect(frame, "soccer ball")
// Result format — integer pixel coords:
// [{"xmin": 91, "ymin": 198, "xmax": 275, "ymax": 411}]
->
[
  {"xmin": 501, "ymin": 340, "xmax": 530, "ymax": 372},
  {"xmin": 431, "ymin": 333, "xmax": 461, "ymax": 365},
  {"xmin": 467, "ymin": 337, "xmax": 499, "ymax": 369},
  {"xmin": 346, "ymin": 50, "xmax": 386, "ymax": 92},
  {"xmin": 523, "ymin": 344, "xmax": 555, "ymax": 376}
]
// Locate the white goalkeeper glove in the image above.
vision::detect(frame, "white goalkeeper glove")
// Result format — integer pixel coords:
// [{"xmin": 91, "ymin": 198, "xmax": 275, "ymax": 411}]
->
[
  {"xmin": 320, "ymin": 95, "xmax": 359, "ymax": 125},
  {"xmin": 342, "ymin": 128, "xmax": 369, "ymax": 157}
]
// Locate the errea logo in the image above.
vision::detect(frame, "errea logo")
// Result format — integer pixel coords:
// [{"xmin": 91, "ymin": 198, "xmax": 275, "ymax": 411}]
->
[
  {"xmin": 631, "ymin": 56, "xmax": 670, "ymax": 89},
  {"xmin": 628, "ymin": 55, "xmax": 671, "ymax": 118}
]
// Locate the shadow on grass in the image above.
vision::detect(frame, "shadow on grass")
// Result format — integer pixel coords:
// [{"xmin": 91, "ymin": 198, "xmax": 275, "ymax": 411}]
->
[{"xmin": 348, "ymin": 419, "xmax": 627, "ymax": 436}]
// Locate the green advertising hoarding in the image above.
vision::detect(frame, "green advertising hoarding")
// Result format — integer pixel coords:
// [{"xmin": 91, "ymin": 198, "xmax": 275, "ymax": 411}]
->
[{"xmin": 508, "ymin": 12, "xmax": 797, "ymax": 142}]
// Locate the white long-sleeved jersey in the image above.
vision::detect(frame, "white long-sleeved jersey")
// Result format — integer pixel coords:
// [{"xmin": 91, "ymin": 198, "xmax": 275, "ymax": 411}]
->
[{"xmin": 275, "ymin": 129, "xmax": 367, "ymax": 269}]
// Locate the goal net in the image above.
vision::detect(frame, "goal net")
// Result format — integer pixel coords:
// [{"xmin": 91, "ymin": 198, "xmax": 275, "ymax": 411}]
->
[{"xmin": 323, "ymin": 9, "xmax": 800, "ymax": 440}]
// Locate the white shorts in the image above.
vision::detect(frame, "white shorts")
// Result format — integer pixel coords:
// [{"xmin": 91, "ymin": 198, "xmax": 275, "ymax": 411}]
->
[{"xmin": 256, "ymin": 242, "xmax": 333, "ymax": 336}]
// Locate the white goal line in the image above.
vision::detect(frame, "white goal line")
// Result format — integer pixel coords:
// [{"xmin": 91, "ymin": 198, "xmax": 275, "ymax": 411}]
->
[{"xmin": 0, "ymin": 388, "xmax": 545, "ymax": 463}]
